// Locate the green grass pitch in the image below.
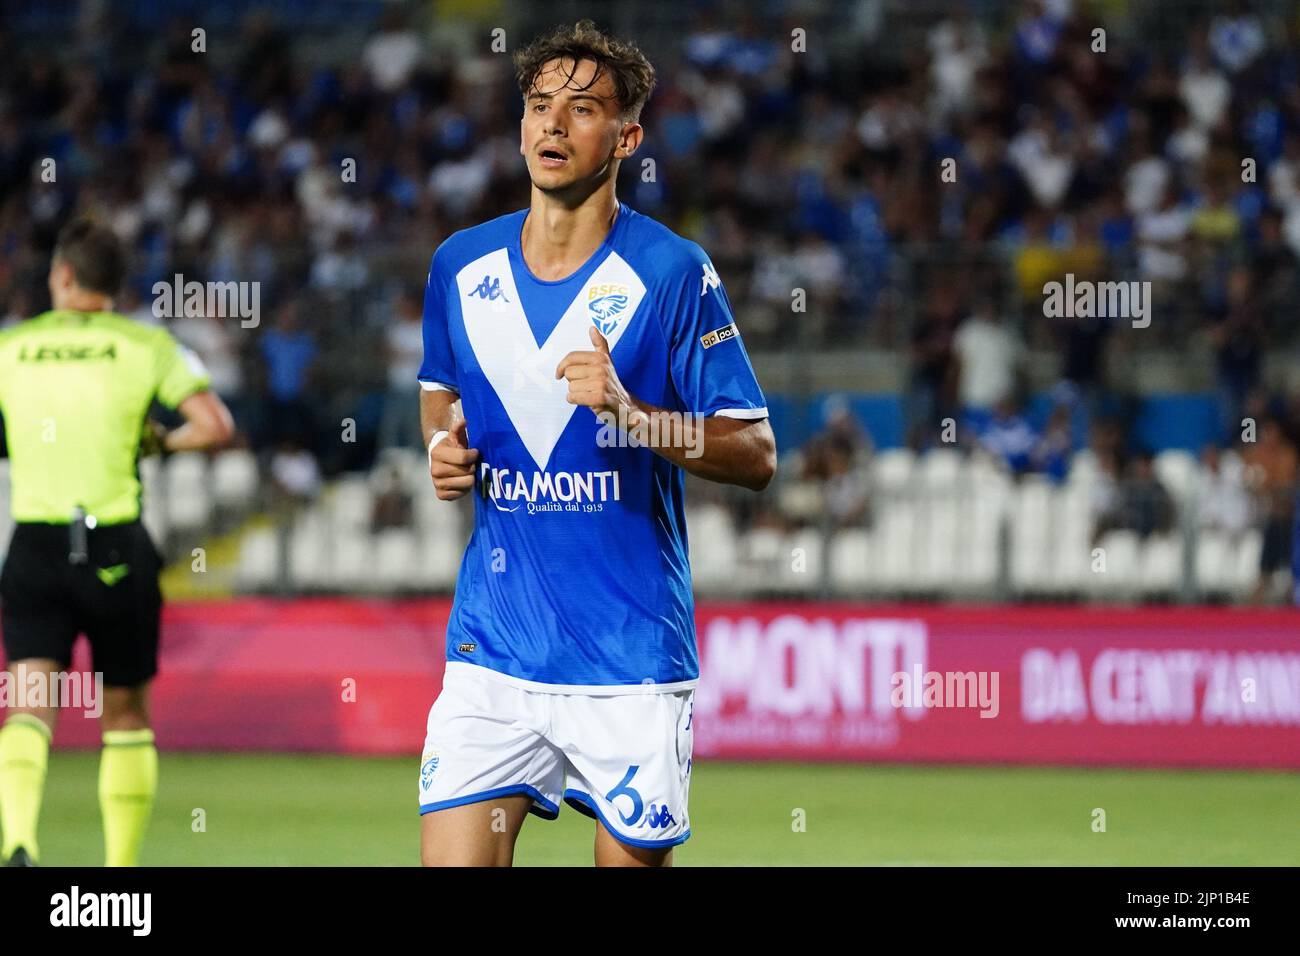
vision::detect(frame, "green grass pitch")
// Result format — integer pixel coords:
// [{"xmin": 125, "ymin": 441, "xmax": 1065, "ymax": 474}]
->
[{"xmin": 28, "ymin": 753, "xmax": 1300, "ymax": 866}]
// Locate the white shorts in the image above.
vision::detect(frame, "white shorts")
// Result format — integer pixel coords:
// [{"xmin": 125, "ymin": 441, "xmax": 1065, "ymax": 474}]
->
[{"xmin": 419, "ymin": 662, "xmax": 694, "ymax": 849}]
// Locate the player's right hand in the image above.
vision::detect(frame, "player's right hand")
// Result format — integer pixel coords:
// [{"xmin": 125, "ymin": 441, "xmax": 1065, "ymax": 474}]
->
[{"xmin": 429, "ymin": 418, "xmax": 480, "ymax": 501}]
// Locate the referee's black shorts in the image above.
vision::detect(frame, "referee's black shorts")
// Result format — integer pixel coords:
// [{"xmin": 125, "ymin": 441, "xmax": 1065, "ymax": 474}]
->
[{"xmin": 1, "ymin": 520, "xmax": 163, "ymax": 687}]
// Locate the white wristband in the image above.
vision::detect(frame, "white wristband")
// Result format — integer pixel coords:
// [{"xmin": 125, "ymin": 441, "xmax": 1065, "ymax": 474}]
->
[{"xmin": 427, "ymin": 429, "xmax": 449, "ymax": 470}]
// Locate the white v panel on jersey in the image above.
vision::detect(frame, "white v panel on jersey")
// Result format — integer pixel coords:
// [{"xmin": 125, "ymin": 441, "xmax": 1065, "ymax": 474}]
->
[{"xmin": 455, "ymin": 247, "xmax": 646, "ymax": 471}]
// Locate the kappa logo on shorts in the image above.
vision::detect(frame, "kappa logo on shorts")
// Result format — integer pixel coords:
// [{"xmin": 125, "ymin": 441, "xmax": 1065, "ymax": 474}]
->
[
  {"xmin": 420, "ymin": 751, "xmax": 440, "ymax": 790},
  {"xmin": 644, "ymin": 804, "xmax": 676, "ymax": 829}
]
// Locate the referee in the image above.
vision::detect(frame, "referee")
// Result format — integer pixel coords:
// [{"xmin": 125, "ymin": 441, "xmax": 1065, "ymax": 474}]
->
[{"xmin": 0, "ymin": 218, "xmax": 233, "ymax": 866}]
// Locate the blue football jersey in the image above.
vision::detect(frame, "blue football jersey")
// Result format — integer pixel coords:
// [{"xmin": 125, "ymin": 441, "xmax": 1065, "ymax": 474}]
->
[{"xmin": 418, "ymin": 201, "xmax": 768, "ymax": 691}]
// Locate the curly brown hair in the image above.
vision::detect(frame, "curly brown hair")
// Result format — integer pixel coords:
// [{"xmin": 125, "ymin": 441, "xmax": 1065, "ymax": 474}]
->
[{"xmin": 514, "ymin": 19, "xmax": 656, "ymax": 123}]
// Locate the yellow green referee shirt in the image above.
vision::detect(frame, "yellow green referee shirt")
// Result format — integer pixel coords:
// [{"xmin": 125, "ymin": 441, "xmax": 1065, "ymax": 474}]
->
[{"xmin": 0, "ymin": 310, "xmax": 211, "ymax": 524}]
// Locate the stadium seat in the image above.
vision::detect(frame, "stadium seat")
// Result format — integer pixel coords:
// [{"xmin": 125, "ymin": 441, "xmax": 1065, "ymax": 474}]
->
[
  {"xmin": 287, "ymin": 514, "xmax": 332, "ymax": 587},
  {"xmin": 1009, "ymin": 477, "xmax": 1053, "ymax": 595},
  {"xmin": 395, "ymin": 448, "xmax": 433, "ymax": 498},
  {"xmin": 950, "ymin": 466, "xmax": 1005, "ymax": 591},
  {"xmin": 373, "ymin": 529, "xmax": 421, "ymax": 590},
  {"xmin": 1054, "ymin": 486, "xmax": 1095, "ymax": 591},
  {"xmin": 874, "ymin": 500, "xmax": 916, "ymax": 588},
  {"xmin": 919, "ymin": 448, "xmax": 962, "ymax": 491},
  {"xmin": 417, "ymin": 534, "xmax": 463, "ymax": 589},
  {"xmin": 1154, "ymin": 450, "xmax": 1198, "ymax": 504},
  {"xmin": 735, "ymin": 527, "xmax": 779, "ymax": 592},
  {"xmin": 780, "ymin": 528, "xmax": 824, "ymax": 590},
  {"xmin": 329, "ymin": 477, "xmax": 374, "ymax": 532},
  {"xmin": 1195, "ymin": 530, "xmax": 1230, "ymax": 595},
  {"xmin": 1232, "ymin": 530, "xmax": 1264, "ymax": 597},
  {"xmin": 1140, "ymin": 534, "xmax": 1182, "ymax": 596},
  {"xmin": 211, "ymin": 449, "xmax": 261, "ymax": 510},
  {"xmin": 828, "ymin": 528, "xmax": 873, "ymax": 592},
  {"xmin": 686, "ymin": 504, "xmax": 737, "ymax": 591},
  {"xmin": 917, "ymin": 495, "xmax": 958, "ymax": 588},
  {"xmin": 166, "ymin": 451, "xmax": 208, "ymax": 486},
  {"xmin": 1089, "ymin": 530, "xmax": 1142, "ymax": 598},
  {"xmin": 871, "ymin": 449, "xmax": 916, "ymax": 495},
  {"xmin": 331, "ymin": 531, "xmax": 373, "ymax": 588},
  {"xmin": 414, "ymin": 488, "xmax": 464, "ymax": 543},
  {"xmin": 741, "ymin": 526, "xmax": 785, "ymax": 570},
  {"xmin": 1066, "ymin": 450, "xmax": 1099, "ymax": 487},
  {"xmin": 165, "ymin": 452, "xmax": 213, "ymax": 530},
  {"xmin": 234, "ymin": 526, "xmax": 281, "ymax": 589},
  {"xmin": 967, "ymin": 450, "xmax": 1010, "ymax": 486}
]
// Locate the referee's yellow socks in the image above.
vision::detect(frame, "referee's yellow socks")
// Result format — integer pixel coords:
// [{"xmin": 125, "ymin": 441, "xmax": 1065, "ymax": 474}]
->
[
  {"xmin": 99, "ymin": 728, "xmax": 158, "ymax": 867},
  {"xmin": 0, "ymin": 713, "xmax": 52, "ymax": 862}
]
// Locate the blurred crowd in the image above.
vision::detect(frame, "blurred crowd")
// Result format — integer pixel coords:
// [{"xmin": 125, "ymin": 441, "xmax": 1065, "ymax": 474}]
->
[{"xmin": 0, "ymin": 1, "xmax": 1298, "ymax": 597}]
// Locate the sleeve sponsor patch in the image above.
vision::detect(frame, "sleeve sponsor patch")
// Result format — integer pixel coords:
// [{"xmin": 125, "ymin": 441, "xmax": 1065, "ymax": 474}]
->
[{"xmin": 699, "ymin": 322, "xmax": 739, "ymax": 349}]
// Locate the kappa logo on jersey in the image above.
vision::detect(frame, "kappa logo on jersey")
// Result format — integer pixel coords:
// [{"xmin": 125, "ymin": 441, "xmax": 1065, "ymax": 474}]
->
[
  {"xmin": 420, "ymin": 751, "xmax": 440, "ymax": 790},
  {"xmin": 468, "ymin": 275, "xmax": 510, "ymax": 302},
  {"xmin": 644, "ymin": 803, "xmax": 676, "ymax": 829},
  {"xmin": 700, "ymin": 261, "xmax": 721, "ymax": 297},
  {"xmin": 587, "ymin": 283, "xmax": 630, "ymax": 335},
  {"xmin": 699, "ymin": 322, "xmax": 739, "ymax": 350}
]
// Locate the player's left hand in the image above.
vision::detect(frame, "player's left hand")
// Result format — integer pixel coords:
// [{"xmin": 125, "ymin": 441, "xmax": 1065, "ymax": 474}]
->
[{"xmin": 555, "ymin": 326, "xmax": 634, "ymax": 418}]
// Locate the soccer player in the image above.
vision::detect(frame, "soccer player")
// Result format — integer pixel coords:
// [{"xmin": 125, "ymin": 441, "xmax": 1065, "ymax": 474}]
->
[
  {"xmin": 418, "ymin": 21, "xmax": 776, "ymax": 867},
  {"xmin": 0, "ymin": 218, "xmax": 234, "ymax": 866}
]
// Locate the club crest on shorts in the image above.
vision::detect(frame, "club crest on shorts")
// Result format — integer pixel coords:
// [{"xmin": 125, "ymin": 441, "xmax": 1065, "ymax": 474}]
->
[
  {"xmin": 587, "ymin": 282, "xmax": 630, "ymax": 336},
  {"xmin": 420, "ymin": 750, "xmax": 440, "ymax": 790}
]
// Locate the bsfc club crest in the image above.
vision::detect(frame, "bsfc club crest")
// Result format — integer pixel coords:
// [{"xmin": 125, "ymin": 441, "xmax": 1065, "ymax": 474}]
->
[
  {"xmin": 420, "ymin": 750, "xmax": 440, "ymax": 790},
  {"xmin": 587, "ymin": 282, "xmax": 630, "ymax": 336}
]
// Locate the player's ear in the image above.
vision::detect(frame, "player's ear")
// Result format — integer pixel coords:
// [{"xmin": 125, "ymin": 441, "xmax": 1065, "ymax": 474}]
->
[
  {"xmin": 617, "ymin": 122, "xmax": 643, "ymax": 159},
  {"xmin": 49, "ymin": 259, "xmax": 71, "ymax": 291}
]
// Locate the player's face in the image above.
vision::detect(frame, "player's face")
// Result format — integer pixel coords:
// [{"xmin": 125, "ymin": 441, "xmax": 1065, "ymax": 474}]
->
[{"xmin": 520, "ymin": 57, "xmax": 640, "ymax": 194}]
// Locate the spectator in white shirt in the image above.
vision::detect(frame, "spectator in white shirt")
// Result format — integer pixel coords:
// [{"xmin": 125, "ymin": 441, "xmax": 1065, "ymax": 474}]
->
[
  {"xmin": 1179, "ymin": 43, "xmax": 1230, "ymax": 130},
  {"xmin": 362, "ymin": 10, "xmax": 423, "ymax": 92},
  {"xmin": 1137, "ymin": 183, "xmax": 1192, "ymax": 282},
  {"xmin": 379, "ymin": 288, "xmax": 427, "ymax": 450},
  {"xmin": 1196, "ymin": 445, "xmax": 1252, "ymax": 539},
  {"xmin": 953, "ymin": 301, "xmax": 1024, "ymax": 414}
]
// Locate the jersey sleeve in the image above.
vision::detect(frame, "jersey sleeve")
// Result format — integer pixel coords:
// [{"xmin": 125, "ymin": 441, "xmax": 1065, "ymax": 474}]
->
[
  {"xmin": 154, "ymin": 328, "xmax": 212, "ymax": 408},
  {"xmin": 660, "ymin": 243, "xmax": 767, "ymax": 419},
  {"xmin": 417, "ymin": 243, "xmax": 459, "ymax": 394}
]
